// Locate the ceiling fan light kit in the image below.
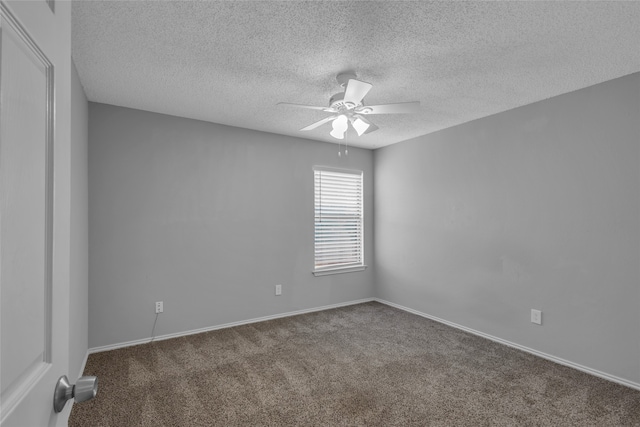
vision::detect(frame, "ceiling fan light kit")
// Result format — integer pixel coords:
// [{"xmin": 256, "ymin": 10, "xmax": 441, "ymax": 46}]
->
[
  {"xmin": 278, "ymin": 72, "xmax": 420, "ymax": 140},
  {"xmin": 330, "ymin": 114, "xmax": 349, "ymax": 139}
]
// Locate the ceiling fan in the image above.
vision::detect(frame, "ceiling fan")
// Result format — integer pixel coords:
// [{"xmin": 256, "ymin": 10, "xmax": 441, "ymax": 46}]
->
[{"xmin": 278, "ymin": 72, "xmax": 420, "ymax": 139}]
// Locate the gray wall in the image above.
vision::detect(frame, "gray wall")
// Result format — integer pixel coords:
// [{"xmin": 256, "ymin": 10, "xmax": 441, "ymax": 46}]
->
[
  {"xmin": 69, "ymin": 59, "xmax": 89, "ymax": 376},
  {"xmin": 374, "ymin": 73, "xmax": 640, "ymax": 384},
  {"xmin": 88, "ymin": 103, "xmax": 374, "ymax": 348}
]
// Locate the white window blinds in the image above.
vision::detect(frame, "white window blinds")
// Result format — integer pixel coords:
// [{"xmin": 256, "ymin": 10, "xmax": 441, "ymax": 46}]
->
[{"xmin": 314, "ymin": 167, "xmax": 364, "ymax": 274}]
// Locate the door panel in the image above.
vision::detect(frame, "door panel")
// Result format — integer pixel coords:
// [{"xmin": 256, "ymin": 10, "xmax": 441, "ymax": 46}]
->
[
  {"xmin": 1, "ymin": 13, "xmax": 50, "ymax": 399},
  {"xmin": 0, "ymin": 1, "xmax": 69, "ymax": 426}
]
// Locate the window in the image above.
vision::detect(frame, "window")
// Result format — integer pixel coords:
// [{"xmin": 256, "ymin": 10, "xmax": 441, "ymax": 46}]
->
[{"xmin": 313, "ymin": 167, "xmax": 365, "ymax": 276}]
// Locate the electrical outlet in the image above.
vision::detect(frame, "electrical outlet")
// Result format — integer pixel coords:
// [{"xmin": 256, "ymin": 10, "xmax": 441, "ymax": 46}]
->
[
  {"xmin": 275, "ymin": 284, "xmax": 282, "ymax": 296},
  {"xmin": 531, "ymin": 309, "xmax": 542, "ymax": 325},
  {"xmin": 155, "ymin": 301, "xmax": 163, "ymax": 314}
]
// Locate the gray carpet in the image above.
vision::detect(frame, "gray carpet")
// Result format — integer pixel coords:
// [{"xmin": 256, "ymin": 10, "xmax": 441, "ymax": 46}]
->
[{"xmin": 70, "ymin": 302, "xmax": 640, "ymax": 426}]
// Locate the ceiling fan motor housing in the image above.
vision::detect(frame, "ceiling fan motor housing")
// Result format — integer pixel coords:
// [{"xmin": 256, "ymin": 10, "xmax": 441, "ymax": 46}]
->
[
  {"xmin": 329, "ymin": 92, "xmax": 374, "ymax": 115},
  {"xmin": 329, "ymin": 92, "xmax": 346, "ymax": 108},
  {"xmin": 330, "ymin": 92, "xmax": 361, "ymax": 113}
]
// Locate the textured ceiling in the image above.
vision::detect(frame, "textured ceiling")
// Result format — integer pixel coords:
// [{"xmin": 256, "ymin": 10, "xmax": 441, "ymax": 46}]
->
[{"xmin": 72, "ymin": 1, "xmax": 640, "ymax": 149}]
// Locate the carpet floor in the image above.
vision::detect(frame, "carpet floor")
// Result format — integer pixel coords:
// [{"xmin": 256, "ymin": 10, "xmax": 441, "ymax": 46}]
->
[{"xmin": 70, "ymin": 302, "xmax": 640, "ymax": 426}]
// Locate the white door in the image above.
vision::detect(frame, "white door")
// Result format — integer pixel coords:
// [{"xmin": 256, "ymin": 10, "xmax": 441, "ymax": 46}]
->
[{"xmin": 1, "ymin": 1, "xmax": 71, "ymax": 426}]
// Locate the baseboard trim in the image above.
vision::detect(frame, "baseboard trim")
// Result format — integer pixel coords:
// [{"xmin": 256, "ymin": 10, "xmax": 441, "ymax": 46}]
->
[
  {"xmin": 374, "ymin": 298, "xmax": 640, "ymax": 391},
  {"xmin": 89, "ymin": 297, "xmax": 375, "ymax": 354},
  {"xmin": 87, "ymin": 297, "xmax": 640, "ymax": 391}
]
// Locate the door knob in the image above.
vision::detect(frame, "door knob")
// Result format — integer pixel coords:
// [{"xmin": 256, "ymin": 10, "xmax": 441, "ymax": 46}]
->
[{"xmin": 53, "ymin": 375, "xmax": 98, "ymax": 413}]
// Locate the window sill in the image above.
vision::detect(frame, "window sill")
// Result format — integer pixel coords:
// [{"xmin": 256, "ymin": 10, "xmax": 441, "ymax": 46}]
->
[{"xmin": 312, "ymin": 265, "xmax": 367, "ymax": 277}]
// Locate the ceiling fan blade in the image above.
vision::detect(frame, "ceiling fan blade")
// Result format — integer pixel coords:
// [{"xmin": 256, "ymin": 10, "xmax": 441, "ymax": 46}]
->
[
  {"xmin": 343, "ymin": 79, "xmax": 372, "ymax": 106},
  {"xmin": 300, "ymin": 115, "xmax": 338, "ymax": 131},
  {"xmin": 277, "ymin": 102, "xmax": 334, "ymax": 112},
  {"xmin": 361, "ymin": 101, "xmax": 420, "ymax": 114}
]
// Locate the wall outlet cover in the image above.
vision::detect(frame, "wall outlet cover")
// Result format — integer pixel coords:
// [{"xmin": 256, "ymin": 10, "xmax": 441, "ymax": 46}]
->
[{"xmin": 531, "ymin": 309, "xmax": 542, "ymax": 325}]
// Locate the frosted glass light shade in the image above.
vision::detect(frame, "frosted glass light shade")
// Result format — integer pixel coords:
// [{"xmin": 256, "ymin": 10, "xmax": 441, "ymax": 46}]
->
[
  {"xmin": 351, "ymin": 117, "xmax": 370, "ymax": 136},
  {"xmin": 330, "ymin": 115, "xmax": 348, "ymax": 139}
]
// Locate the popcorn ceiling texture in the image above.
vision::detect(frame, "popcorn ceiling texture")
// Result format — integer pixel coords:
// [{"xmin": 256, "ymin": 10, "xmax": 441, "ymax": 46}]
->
[
  {"xmin": 69, "ymin": 302, "xmax": 640, "ymax": 426},
  {"xmin": 71, "ymin": 1, "xmax": 640, "ymax": 149}
]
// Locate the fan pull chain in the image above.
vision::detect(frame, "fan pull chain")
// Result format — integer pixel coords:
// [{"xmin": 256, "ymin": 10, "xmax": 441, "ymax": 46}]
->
[
  {"xmin": 337, "ymin": 121, "xmax": 350, "ymax": 157},
  {"xmin": 338, "ymin": 127, "xmax": 349, "ymax": 157},
  {"xmin": 345, "ymin": 126, "xmax": 349, "ymax": 156}
]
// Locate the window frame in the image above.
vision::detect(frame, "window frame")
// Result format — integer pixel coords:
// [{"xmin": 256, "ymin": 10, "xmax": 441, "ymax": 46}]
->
[{"xmin": 312, "ymin": 166, "xmax": 366, "ymax": 276}]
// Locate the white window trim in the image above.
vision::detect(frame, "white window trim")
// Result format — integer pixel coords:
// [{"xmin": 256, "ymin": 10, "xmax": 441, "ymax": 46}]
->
[
  {"xmin": 312, "ymin": 166, "xmax": 365, "ymax": 276},
  {"xmin": 312, "ymin": 265, "xmax": 367, "ymax": 277}
]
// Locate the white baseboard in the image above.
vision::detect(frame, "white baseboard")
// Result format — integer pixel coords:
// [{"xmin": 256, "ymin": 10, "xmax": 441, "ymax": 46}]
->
[
  {"xmin": 89, "ymin": 297, "xmax": 375, "ymax": 354},
  {"xmin": 87, "ymin": 296, "xmax": 639, "ymax": 392},
  {"xmin": 373, "ymin": 298, "xmax": 640, "ymax": 392}
]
